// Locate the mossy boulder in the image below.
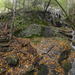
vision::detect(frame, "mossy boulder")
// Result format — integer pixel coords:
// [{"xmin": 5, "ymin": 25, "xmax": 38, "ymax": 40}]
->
[
  {"xmin": 63, "ymin": 61, "xmax": 72, "ymax": 72},
  {"xmin": 7, "ymin": 55, "xmax": 19, "ymax": 66},
  {"xmin": 37, "ymin": 64, "xmax": 49, "ymax": 75},
  {"xmin": 14, "ymin": 25, "xmax": 60, "ymax": 38},
  {"xmin": 15, "ymin": 24, "xmax": 42, "ymax": 38}
]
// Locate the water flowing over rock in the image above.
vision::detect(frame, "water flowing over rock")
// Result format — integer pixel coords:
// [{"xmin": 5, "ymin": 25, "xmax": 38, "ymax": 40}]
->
[
  {"xmin": 70, "ymin": 30, "xmax": 75, "ymax": 49},
  {"xmin": 71, "ymin": 58, "xmax": 75, "ymax": 75}
]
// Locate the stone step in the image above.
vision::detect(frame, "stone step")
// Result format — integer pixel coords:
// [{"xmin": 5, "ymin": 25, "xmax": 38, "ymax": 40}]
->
[
  {"xmin": 0, "ymin": 44, "xmax": 9, "ymax": 48},
  {"xmin": 0, "ymin": 48, "xmax": 13, "ymax": 52},
  {"xmin": 0, "ymin": 38, "xmax": 9, "ymax": 43}
]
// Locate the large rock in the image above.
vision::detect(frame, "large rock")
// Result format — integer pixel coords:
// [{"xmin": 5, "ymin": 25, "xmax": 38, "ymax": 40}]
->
[
  {"xmin": 14, "ymin": 24, "xmax": 60, "ymax": 38},
  {"xmin": 7, "ymin": 55, "xmax": 19, "ymax": 66},
  {"xmin": 14, "ymin": 24, "xmax": 42, "ymax": 38},
  {"xmin": 62, "ymin": 61, "xmax": 72, "ymax": 72},
  {"xmin": 37, "ymin": 64, "xmax": 49, "ymax": 75}
]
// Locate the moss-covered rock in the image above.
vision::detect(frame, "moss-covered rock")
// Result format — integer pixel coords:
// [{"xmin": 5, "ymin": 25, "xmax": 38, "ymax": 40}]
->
[
  {"xmin": 63, "ymin": 61, "xmax": 72, "ymax": 72},
  {"xmin": 37, "ymin": 64, "xmax": 49, "ymax": 75},
  {"xmin": 14, "ymin": 25, "xmax": 60, "ymax": 38},
  {"xmin": 7, "ymin": 55, "xmax": 19, "ymax": 66}
]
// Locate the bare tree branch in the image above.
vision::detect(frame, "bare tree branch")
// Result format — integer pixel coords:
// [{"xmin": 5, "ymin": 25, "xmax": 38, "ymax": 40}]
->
[{"xmin": 55, "ymin": 0, "xmax": 74, "ymax": 29}]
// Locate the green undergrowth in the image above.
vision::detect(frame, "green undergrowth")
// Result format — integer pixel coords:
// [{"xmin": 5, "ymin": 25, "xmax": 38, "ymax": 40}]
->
[
  {"xmin": 60, "ymin": 27, "xmax": 66, "ymax": 30},
  {"xmin": 32, "ymin": 38, "xmax": 41, "ymax": 45},
  {"xmin": 14, "ymin": 12, "xmax": 50, "ymax": 29},
  {"xmin": 53, "ymin": 37, "xmax": 68, "ymax": 41}
]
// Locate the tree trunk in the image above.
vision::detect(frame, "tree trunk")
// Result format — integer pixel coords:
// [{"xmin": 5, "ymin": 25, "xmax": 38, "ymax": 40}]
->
[
  {"xmin": 66, "ymin": 0, "xmax": 70, "ymax": 15},
  {"xmin": 10, "ymin": 0, "xmax": 17, "ymax": 39},
  {"xmin": 23, "ymin": 0, "xmax": 25, "ymax": 14},
  {"xmin": 72, "ymin": 0, "xmax": 75, "ymax": 22},
  {"xmin": 44, "ymin": 0, "xmax": 51, "ymax": 13},
  {"xmin": 27, "ymin": 0, "xmax": 29, "ymax": 9},
  {"xmin": 23, "ymin": 0, "xmax": 25, "ymax": 9},
  {"xmin": 43, "ymin": 0, "xmax": 51, "ymax": 17}
]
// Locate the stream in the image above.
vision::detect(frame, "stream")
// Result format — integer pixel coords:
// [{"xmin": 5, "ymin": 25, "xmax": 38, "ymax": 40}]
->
[{"xmin": 70, "ymin": 30, "xmax": 75, "ymax": 50}]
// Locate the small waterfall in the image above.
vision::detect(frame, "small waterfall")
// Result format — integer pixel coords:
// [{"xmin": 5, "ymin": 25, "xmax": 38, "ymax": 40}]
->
[
  {"xmin": 70, "ymin": 30, "xmax": 75, "ymax": 50},
  {"xmin": 71, "ymin": 58, "xmax": 75, "ymax": 75}
]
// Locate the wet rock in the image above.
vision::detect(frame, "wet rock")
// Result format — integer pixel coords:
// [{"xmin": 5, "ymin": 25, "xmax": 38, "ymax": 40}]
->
[
  {"xmin": 37, "ymin": 64, "xmax": 49, "ymax": 75},
  {"xmin": 71, "ymin": 58, "xmax": 75, "ymax": 75},
  {"xmin": 58, "ymin": 50, "xmax": 71, "ymax": 64},
  {"xmin": 7, "ymin": 55, "xmax": 19, "ymax": 66},
  {"xmin": 0, "ymin": 68, "xmax": 6, "ymax": 75}
]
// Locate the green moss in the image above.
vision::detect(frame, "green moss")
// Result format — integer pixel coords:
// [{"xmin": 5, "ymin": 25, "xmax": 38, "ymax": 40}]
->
[
  {"xmin": 32, "ymin": 38, "xmax": 41, "ymax": 45},
  {"xmin": 37, "ymin": 64, "xmax": 49, "ymax": 75},
  {"xmin": 53, "ymin": 37, "xmax": 68, "ymax": 41},
  {"xmin": 26, "ymin": 26, "xmax": 45, "ymax": 38},
  {"xmin": 63, "ymin": 61, "xmax": 72, "ymax": 72},
  {"xmin": 7, "ymin": 55, "xmax": 19, "ymax": 66},
  {"xmin": 60, "ymin": 27, "xmax": 66, "ymax": 30}
]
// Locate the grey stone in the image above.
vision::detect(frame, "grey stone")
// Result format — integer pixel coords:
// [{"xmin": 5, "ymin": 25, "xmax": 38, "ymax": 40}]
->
[
  {"xmin": 37, "ymin": 64, "xmax": 49, "ymax": 75},
  {"xmin": 7, "ymin": 55, "xmax": 19, "ymax": 66}
]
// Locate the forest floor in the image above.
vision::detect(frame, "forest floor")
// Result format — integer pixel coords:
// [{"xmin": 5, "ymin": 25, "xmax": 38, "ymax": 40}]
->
[
  {"xmin": 0, "ymin": 26, "xmax": 75, "ymax": 75},
  {"xmin": 0, "ymin": 10, "xmax": 75, "ymax": 75}
]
